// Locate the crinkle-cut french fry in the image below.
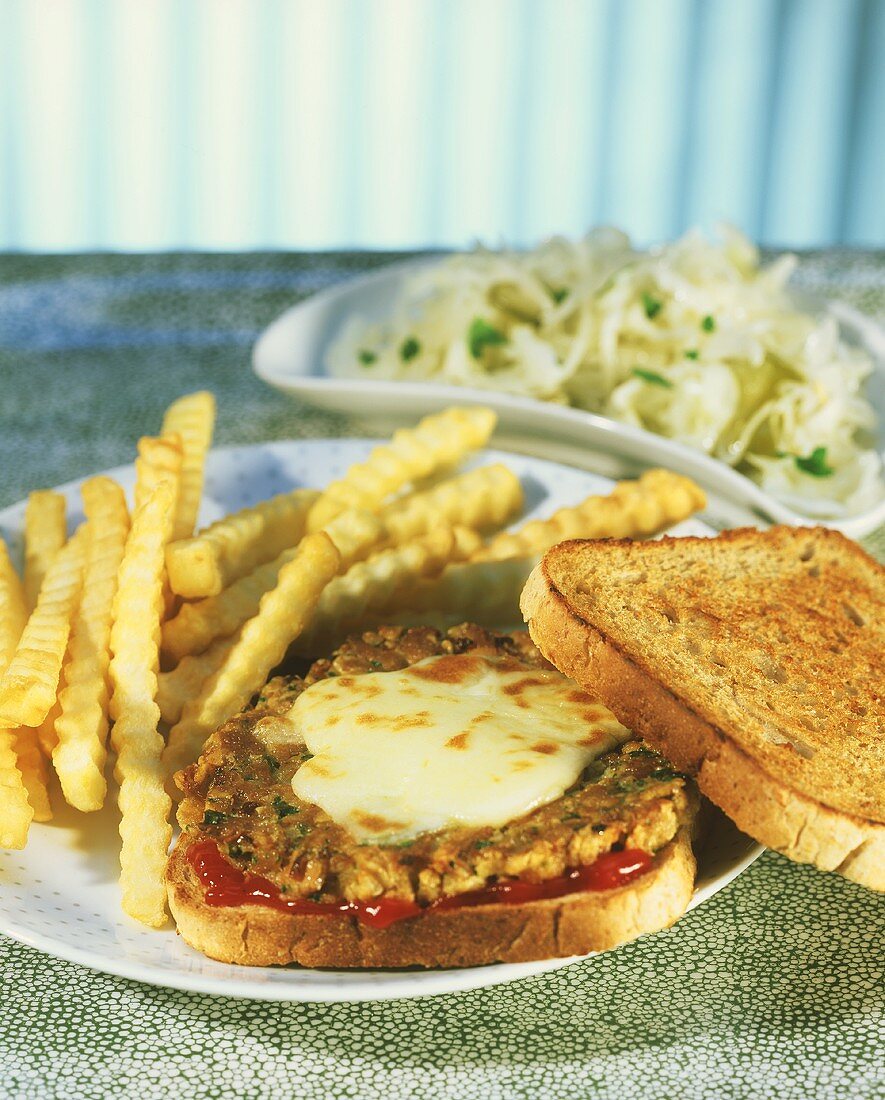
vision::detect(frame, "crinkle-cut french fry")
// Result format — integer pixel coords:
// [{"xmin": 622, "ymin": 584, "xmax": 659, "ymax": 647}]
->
[
  {"xmin": 160, "ymin": 509, "xmax": 383, "ymax": 662},
  {"xmin": 161, "ymin": 391, "xmax": 216, "ymax": 542},
  {"xmin": 108, "ymin": 479, "xmax": 175, "ymax": 927},
  {"xmin": 294, "ymin": 526, "xmax": 482, "ymax": 656},
  {"xmin": 162, "ymin": 557, "xmax": 283, "ymax": 663},
  {"xmin": 23, "ymin": 490, "xmax": 67, "ymax": 611},
  {"xmin": 157, "ymin": 630, "xmax": 240, "ymax": 726},
  {"xmin": 0, "ymin": 547, "xmax": 34, "ymax": 847},
  {"xmin": 136, "ymin": 435, "xmax": 183, "ymax": 623},
  {"xmin": 376, "ymin": 555, "xmax": 538, "ymax": 633},
  {"xmin": 473, "ymin": 470, "xmax": 707, "ymax": 562},
  {"xmin": 35, "ymin": 686, "xmax": 61, "ymax": 758},
  {"xmin": 450, "ymin": 526, "xmax": 484, "ymax": 559},
  {"xmin": 165, "ymin": 488, "xmax": 318, "ymax": 599},
  {"xmin": 13, "ymin": 729, "xmax": 51, "ymax": 822},
  {"xmin": 0, "ymin": 729, "xmax": 33, "ymax": 849},
  {"xmin": 164, "ymin": 533, "xmax": 339, "ymax": 776},
  {"xmin": 380, "ymin": 464, "xmax": 524, "ymax": 546},
  {"xmin": 0, "ymin": 540, "xmax": 28, "ymax": 665},
  {"xmin": 162, "ymin": 458, "xmax": 519, "ymax": 660},
  {"xmin": 134, "ymin": 434, "xmax": 183, "ymax": 514},
  {"xmin": 0, "ymin": 531, "xmax": 86, "ymax": 729},
  {"xmin": 307, "ymin": 406, "xmax": 497, "ymax": 531},
  {"xmin": 53, "ymin": 477, "xmax": 130, "ymax": 812},
  {"xmin": 321, "ymin": 509, "xmax": 386, "ymax": 569}
]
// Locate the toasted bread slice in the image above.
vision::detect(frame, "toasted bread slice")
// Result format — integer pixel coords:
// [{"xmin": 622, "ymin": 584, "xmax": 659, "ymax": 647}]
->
[
  {"xmin": 167, "ymin": 828, "xmax": 695, "ymax": 969},
  {"xmin": 521, "ymin": 526, "xmax": 885, "ymax": 892}
]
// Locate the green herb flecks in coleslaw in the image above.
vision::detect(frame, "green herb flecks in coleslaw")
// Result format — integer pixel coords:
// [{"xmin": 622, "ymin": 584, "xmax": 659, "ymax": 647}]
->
[{"xmin": 326, "ymin": 227, "xmax": 882, "ymax": 517}]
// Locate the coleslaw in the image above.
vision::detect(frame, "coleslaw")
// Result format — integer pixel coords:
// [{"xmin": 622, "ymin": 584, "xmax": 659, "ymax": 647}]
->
[{"xmin": 326, "ymin": 227, "xmax": 883, "ymax": 517}]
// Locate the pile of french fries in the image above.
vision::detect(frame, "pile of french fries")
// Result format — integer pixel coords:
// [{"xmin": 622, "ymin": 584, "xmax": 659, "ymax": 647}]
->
[{"xmin": 0, "ymin": 393, "xmax": 706, "ymax": 928}]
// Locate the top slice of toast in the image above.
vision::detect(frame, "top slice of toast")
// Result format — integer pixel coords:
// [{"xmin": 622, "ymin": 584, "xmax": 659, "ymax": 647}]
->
[{"xmin": 520, "ymin": 526, "xmax": 885, "ymax": 889}]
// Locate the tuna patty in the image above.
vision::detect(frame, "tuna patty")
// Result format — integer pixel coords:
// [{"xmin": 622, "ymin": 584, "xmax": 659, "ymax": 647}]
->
[{"xmin": 174, "ymin": 624, "xmax": 697, "ymax": 907}]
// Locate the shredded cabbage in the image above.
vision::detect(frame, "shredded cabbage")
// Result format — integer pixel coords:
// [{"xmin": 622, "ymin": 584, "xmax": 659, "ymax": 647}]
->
[{"xmin": 326, "ymin": 227, "xmax": 883, "ymax": 516}]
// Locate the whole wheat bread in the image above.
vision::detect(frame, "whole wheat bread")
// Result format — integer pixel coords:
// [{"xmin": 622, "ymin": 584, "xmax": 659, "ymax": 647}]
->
[
  {"xmin": 520, "ymin": 526, "xmax": 885, "ymax": 891},
  {"xmin": 166, "ymin": 830, "xmax": 695, "ymax": 968}
]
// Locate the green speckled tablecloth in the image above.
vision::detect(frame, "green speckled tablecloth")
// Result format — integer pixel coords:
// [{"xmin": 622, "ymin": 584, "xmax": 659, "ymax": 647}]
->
[{"xmin": 0, "ymin": 251, "xmax": 883, "ymax": 1100}]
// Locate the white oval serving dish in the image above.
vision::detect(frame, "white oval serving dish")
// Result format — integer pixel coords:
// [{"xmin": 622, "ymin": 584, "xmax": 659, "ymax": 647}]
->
[{"xmin": 253, "ymin": 258, "xmax": 885, "ymax": 538}]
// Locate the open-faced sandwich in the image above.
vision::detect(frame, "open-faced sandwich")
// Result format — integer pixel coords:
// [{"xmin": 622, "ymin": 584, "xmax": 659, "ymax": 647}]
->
[{"xmin": 167, "ymin": 624, "xmax": 700, "ymax": 968}]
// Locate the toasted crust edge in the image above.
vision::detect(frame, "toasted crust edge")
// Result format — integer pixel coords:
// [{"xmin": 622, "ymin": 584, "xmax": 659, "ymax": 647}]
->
[
  {"xmin": 166, "ymin": 830, "xmax": 695, "ymax": 969},
  {"xmin": 521, "ymin": 559, "xmax": 885, "ymax": 893}
]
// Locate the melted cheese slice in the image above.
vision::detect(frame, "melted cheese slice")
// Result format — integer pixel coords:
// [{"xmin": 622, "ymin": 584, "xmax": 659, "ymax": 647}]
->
[{"xmin": 289, "ymin": 653, "xmax": 630, "ymax": 844}]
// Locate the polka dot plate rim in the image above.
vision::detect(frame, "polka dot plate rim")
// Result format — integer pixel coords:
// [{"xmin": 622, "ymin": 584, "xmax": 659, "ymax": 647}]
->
[{"xmin": 0, "ymin": 439, "xmax": 763, "ymax": 1002}]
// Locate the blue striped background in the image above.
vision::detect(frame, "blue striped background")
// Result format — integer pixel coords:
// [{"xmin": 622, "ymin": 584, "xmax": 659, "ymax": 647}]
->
[{"xmin": 0, "ymin": 0, "xmax": 882, "ymax": 252}]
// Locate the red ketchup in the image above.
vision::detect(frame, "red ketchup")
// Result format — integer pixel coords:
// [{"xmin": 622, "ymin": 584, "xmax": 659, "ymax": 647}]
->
[
  {"xmin": 186, "ymin": 841, "xmax": 421, "ymax": 929},
  {"xmin": 434, "ymin": 849, "xmax": 653, "ymax": 909},
  {"xmin": 187, "ymin": 841, "xmax": 653, "ymax": 930}
]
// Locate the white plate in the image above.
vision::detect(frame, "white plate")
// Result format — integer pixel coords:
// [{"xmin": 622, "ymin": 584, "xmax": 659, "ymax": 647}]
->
[
  {"xmin": 0, "ymin": 440, "xmax": 762, "ymax": 1002},
  {"xmin": 252, "ymin": 258, "xmax": 885, "ymax": 539}
]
